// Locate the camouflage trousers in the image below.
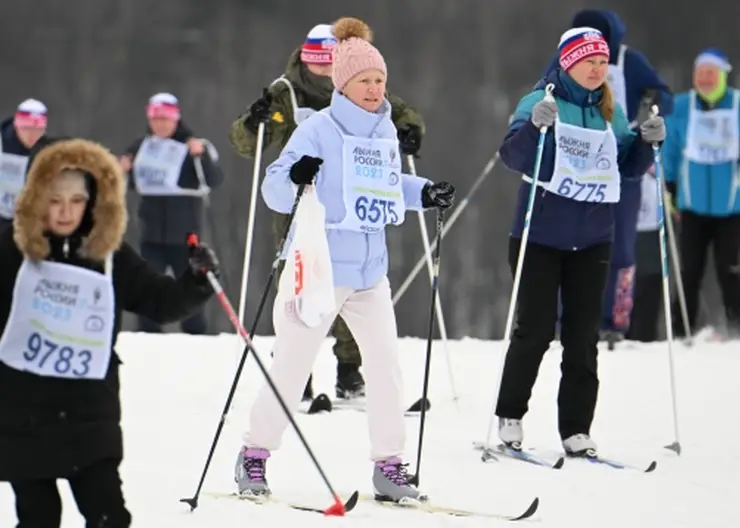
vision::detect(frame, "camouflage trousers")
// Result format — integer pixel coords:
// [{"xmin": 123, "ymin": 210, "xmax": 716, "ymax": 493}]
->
[{"xmin": 273, "ymin": 212, "xmax": 361, "ymax": 366}]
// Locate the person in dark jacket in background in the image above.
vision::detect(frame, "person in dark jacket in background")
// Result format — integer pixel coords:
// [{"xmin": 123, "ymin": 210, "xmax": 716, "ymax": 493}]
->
[
  {"xmin": 495, "ymin": 27, "xmax": 664, "ymax": 456},
  {"xmin": 120, "ymin": 92, "xmax": 224, "ymax": 335},
  {"xmin": 541, "ymin": 9, "xmax": 674, "ymax": 346},
  {"xmin": 229, "ymin": 22, "xmax": 426, "ymax": 402},
  {"xmin": 663, "ymin": 48, "xmax": 740, "ymax": 339},
  {"xmin": 0, "ymin": 99, "xmax": 48, "ymax": 233},
  {"xmin": 0, "ymin": 138, "xmax": 218, "ymax": 527},
  {"xmin": 625, "ymin": 163, "xmax": 663, "ymax": 342}
]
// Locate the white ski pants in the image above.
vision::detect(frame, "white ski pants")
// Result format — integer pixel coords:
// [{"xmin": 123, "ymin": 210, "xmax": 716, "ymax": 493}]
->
[{"xmin": 243, "ymin": 276, "xmax": 406, "ymax": 461}]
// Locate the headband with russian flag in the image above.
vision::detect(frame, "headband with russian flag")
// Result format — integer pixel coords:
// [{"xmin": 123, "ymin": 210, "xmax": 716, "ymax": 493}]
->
[
  {"xmin": 146, "ymin": 92, "xmax": 181, "ymax": 121},
  {"xmin": 14, "ymin": 99, "xmax": 48, "ymax": 129},
  {"xmin": 300, "ymin": 24, "xmax": 337, "ymax": 65},
  {"xmin": 558, "ymin": 27, "xmax": 610, "ymax": 72}
]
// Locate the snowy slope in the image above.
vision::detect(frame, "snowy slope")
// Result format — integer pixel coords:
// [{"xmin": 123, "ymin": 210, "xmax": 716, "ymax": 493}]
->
[{"xmin": 1, "ymin": 331, "xmax": 738, "ymax": 527}]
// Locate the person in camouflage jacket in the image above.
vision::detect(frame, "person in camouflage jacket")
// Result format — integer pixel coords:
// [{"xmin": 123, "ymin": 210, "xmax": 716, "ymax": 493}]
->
[{"xmin": 229, "ymin": 22, "xmax": 425, "ymax": 402}]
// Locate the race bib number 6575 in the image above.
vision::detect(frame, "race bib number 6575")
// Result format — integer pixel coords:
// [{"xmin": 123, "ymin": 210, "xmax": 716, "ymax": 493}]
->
[{"xmin": 354, "ymin": 196, "xmax": 399, "ymax": 224}]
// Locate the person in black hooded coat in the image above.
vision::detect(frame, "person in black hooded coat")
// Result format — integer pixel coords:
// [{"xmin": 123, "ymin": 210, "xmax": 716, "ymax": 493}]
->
[{"xmin": 0, "ymin": 137, "xmax": 219, "ymax": 527}]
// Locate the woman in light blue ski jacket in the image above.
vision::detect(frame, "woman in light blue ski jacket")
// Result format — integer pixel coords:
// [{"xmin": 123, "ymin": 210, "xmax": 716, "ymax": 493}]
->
[
  {"xmin": 238, "ymin": 17, "xmax": 454, "ymax": 505},
  {"xmin": 262, "ymin": 90, "xmax": 435, "ymax": 290}
]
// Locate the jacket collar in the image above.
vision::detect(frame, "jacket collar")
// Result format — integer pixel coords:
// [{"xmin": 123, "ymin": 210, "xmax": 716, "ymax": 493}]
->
[
  {"xmin": 328, "ymin": 90, "xmax": 391, "ymax": 137},
  {"xmin": 540, "ymin": 68, "xmax": 604, "ymax": 108}
]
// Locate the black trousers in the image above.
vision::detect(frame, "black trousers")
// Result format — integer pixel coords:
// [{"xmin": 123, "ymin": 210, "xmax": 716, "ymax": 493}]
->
[
  {"xmin": 496, "ymin": 238, "xmax": 612, "ymax": 440},
  {"xmin": 626, "ymin": 273, "xmax": 662, "ymax": 342},
  {"xmin": 626, "ymin": 230, "xmax": 663, "ymax": 342},
  {"xmin": 10, "ymin": 458, "xmax": 131, "ymax": 527},
  {"xmin": 0, "ymin": 217, "xmax": 11, "ymax": 237},
  {"xmin": 137, "ymin": 241, "xmax": 208, "ymax": 334},
  {"xmin": 672, "ymin": 212, "xmax": 740, "ymax": 337}
]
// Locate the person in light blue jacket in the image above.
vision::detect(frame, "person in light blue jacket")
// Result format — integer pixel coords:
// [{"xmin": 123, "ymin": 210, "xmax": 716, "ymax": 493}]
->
[
  {"xmin": 234, "ymin": 17, "xmax": 454, "ymax": 504},
  {"xmin": 664, "ymin": 48, "xmax": 740, "ymax": 338}
]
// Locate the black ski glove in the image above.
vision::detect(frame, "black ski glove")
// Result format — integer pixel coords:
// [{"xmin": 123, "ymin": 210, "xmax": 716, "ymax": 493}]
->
[
  {"xmin": 289, "ymin": 155, "xmax": 323, "ymax": 185},
  {"xmin": 243, "ymin": 88, "xmax": 273, "ymax": 134},
  {"xmin": 188, "ymin": 242, "xmax": 220, "ymax": 278},
  {"xmin": 421, "ymin": 181, "xmax": 455, "ymax": 210},
  {"xmin": 398, "ymin": 124, "xmax": 422, "ymax": 156}
]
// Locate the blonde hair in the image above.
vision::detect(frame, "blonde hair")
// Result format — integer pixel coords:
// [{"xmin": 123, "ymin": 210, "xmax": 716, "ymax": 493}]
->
[{"xmin": 599, "ymin": 82, "xmax": 615, "ymax": 122}]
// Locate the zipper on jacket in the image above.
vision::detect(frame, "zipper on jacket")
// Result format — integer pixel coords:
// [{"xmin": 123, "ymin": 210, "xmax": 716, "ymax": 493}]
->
[
  {"xmin": 63, "ymin": 238, "xmax": 69, "ymax": 258},
  {"xmin": 361, "ymin": 234, "xmax": 370, "ymax": 288},
  {"xmin": 582, "ymin": 93, "xmax": 591, "ymax": 127}
]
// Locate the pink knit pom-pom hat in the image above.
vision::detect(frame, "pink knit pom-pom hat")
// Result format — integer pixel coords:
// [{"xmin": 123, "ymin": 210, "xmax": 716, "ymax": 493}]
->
[{"xmin": 331, "ymin": 17, "xmax": 387, "ymax": 91}]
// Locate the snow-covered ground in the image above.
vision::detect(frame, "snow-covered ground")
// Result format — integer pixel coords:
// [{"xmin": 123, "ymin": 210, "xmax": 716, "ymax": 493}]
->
[{"xmin": 1, "ymin": 331, "xmax": 737, "ymax": 527}]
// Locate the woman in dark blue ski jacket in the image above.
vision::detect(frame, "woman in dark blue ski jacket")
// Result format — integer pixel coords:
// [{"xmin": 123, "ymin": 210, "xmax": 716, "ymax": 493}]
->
[
  {"xmin": 494, "ymin": 27, "xmax": 664, "ymax": 458},
  {"xmin": 541, "ymin": 9, "xmax": 675, "ymax": 343}
]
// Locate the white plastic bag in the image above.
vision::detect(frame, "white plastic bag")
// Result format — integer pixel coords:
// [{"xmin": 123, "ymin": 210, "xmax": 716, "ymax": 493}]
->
[{"xmin": 277, "ymin": 187, "xmax": 336, "ymax": 327}]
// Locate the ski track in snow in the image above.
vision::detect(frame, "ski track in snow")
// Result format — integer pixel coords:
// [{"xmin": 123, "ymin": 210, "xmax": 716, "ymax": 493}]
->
[{"xmin": 1, "ymin": 330, "xmax": 738, "ymax": 527}]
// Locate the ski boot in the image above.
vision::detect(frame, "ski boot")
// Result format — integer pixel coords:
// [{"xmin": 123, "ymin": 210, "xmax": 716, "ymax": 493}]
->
[
  {"xmin": 303, "ymin": 374, "xmax": 314, "ymax": 402},
  {"xmin": 373, "ymin": 457, "xmax": 426, "ymax": 503},
  {"xmin": 601, "ymin": 330, "xmax": 624, "ymax": 351},
  {"xmin": 335, "ymin": 363, "xmax": 365, "ymax": 399},
  {"xmin": 563, "ymin": 434, "xmax": 597, "ymax": 458},
  {"xmin": 498, "ymin": 417, "xmax": 523, "ymax": 450},
  {"xmin": 234, "ymin": 447, "xmax": 271, "ymax": 499}
]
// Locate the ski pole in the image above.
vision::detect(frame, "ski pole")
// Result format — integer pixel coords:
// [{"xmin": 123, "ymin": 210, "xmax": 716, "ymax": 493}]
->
[
  {"xmin": 406, "ymin": 155, "xmax": 458, "ymax": 403},
  {"xmin": 179, "ymin": 185, "xmax": 307, "ymax": 511},
  {"xmin": 193, "ymin": 155, "xmax": 229, "ymax": 300},
  {"xmin": 650, "ymin": 105, "xmax": 682, "ymax": 456},
  {"xmin": 480, "ymin": 84, "xmax": 555, "ymax": 461},
  {"xmin": 236, "ymin": 120, "xmax": 266, "ymax": 329},
  {"xmin": 659, "ymin": 176, "xmax": 692, "ymax": 344},
  {"xmin": 409, "ymin": 208, "xmax": 445, "ymax": 486},
  {"xmin": 393, "ymin": 153, "xmax": 499, "ymax": 306},
  {"xmin": 182, "ymin": 233, "xmax": 349, "ymax": 515}
]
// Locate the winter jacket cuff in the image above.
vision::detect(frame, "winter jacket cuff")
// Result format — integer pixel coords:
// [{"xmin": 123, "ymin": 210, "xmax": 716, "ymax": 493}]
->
[
  {"xmin": 499, "ymin": 120, "xmax": 541, "ymax": 175},
  {"xmin": 401, "ymin": 173, "xmax": 431, "ymax": 211},
  {"xmin": 629, "ymin": 136, "xmax": 658, "ymax": 179}
]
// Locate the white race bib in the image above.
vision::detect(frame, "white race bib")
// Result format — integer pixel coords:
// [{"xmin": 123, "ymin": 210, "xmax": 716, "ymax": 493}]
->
[
  {"xmin": 133, "ymin": 136, "xmax": 201, "ymax": 196},
  {"xmin": 0, "ymin": 258, "xmax": 115, "ymax": 380},
  {"xmin": 637, "ymin": 171, "xmax": 660, "ymax": 232},
  {"xmin": 685, "ymin": 90, "xmax": 740, "ymax": 165},
  {"xmin": 322, "ymin": 113, "xmax": 406, "ymax": 232},
  {"xmin": 549, "ymin": 118, "xmax": 621, "ymax": 203},
  {"xmin": 0, "ymin": 152, "xmax": 29, "ymax": 219}
]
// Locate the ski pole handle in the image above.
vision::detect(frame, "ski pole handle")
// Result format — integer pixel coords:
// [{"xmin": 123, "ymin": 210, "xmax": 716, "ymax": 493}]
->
[
  {"xmin": 186, "ymin": 232, "xmax": 200, "ymax": 249},
  {"xmin": 650, "ymin": 105, "xmax": 661, "ymax": 152},
  {"xmin": 186, "ymin": 233, "xmax": 223, "ymax": 294},
  {"xmin": 540, "ymin": 83, "xmax": 556, "ymax": 133}
]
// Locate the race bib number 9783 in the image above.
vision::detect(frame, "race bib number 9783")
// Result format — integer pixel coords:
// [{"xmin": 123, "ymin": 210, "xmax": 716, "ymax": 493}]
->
[{"xmin": 23, "ymin": 332, "xmax": 93, "ymax": 378}]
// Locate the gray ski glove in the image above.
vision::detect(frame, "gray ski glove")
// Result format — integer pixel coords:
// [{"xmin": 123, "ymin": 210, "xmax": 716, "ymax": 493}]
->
[
  {"xmin": 531, "ymin": 99, "xmax": 558, "ymax": 129},
  {"xmin": 640, "ymin": 116, "xmax": 666, "ymax": 143}
]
